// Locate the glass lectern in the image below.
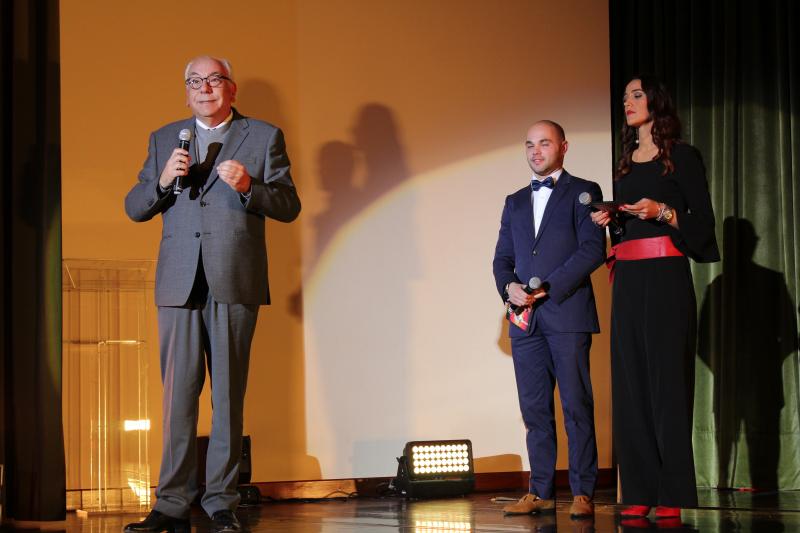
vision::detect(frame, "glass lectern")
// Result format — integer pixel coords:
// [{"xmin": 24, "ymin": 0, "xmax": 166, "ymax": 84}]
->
[{"xmin": 62, "ymin": 259, "xmax": 155, "ymax": 514}]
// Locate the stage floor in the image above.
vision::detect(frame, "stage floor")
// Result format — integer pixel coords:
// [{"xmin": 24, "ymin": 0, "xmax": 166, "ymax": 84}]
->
[{"xmin": 7, "ymin": 488, "xmax": 800, "ymax": 532}]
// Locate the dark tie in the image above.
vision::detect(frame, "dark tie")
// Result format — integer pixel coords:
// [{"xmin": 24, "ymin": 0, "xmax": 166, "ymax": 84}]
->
[{"xmin": 531, "ymin": 176, "xmax": 554, "ymax": 191}]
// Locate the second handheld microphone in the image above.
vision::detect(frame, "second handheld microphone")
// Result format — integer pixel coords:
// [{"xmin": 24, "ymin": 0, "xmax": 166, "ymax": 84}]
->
[
  {"xmin": 578, "ymin": 192, "xmax": 624, "ymax": 235},
  {"xmin": 511, "ymin": 276, "xmax": 543, "ymax": 315}
]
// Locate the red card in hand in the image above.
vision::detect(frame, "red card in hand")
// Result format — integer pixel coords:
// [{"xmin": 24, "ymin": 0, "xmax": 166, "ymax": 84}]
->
[{"xmin": 506, "ymin": 303, "xmax": 533, "ymax": 333}]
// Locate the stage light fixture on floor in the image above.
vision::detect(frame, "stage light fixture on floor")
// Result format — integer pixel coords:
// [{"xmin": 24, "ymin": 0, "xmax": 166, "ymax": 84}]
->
[{"xmin": 393, "ymin": 440, "xmax": 475, "ymax": 498}]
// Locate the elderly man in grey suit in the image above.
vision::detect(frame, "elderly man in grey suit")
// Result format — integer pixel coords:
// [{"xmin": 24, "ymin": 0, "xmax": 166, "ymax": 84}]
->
[{"xmin": 123, "ymin": 55, "xmax": 300, "ymax": 533}]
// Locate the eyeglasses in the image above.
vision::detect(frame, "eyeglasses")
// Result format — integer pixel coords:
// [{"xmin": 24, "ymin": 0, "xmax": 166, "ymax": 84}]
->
[{"xmin": 185, "ymin": 74, "xmax": 231, "ymax": 90}]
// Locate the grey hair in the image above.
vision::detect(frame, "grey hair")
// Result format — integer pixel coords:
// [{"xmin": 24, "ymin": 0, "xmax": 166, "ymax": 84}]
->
[{"xmin": 184, "ymin": 56, "xmax": 234, "ymax": 81}]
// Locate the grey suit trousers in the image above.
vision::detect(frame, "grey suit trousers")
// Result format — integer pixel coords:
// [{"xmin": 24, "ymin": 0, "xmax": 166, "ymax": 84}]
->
[{"xmin": 154, "ymin": 293, "xmax": 258, "ymax": 518}]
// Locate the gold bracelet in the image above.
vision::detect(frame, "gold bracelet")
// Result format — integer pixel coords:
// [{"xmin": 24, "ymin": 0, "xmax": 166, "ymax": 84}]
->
[{"xmin": 656, "ymin": 203, "xmax": 674, "ymax": 222}]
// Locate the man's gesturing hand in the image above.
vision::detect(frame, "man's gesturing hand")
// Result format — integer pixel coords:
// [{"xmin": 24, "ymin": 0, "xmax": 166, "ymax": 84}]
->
[{"xmin": 217, "ymin": 160, "xmax": 252, "ymax": 193}]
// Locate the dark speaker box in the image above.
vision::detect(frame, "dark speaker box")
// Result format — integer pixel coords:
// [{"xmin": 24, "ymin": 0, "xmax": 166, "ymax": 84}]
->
[
  {"xmin": 237, "ymin": 485, "xmax": 261, "ymax": 506},
  {"xmin": 196, "ymin": 435, "xmax": 252, "ymax": 486}
]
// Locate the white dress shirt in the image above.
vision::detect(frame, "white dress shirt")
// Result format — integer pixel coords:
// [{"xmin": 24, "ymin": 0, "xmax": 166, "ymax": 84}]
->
[{"xmin": 532, "ymin": 168, "xmax": 564, "ymax": 236}]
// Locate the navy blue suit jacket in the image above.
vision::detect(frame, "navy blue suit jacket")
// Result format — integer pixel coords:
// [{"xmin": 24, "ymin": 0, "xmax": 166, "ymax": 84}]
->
[{"xmin": 493, "ymin": 171, "xmax": 605, "ymax": 337}]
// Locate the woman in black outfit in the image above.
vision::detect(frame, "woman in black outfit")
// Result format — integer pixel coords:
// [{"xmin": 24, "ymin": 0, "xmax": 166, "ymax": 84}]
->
[{"xmin": 592, "ymin": 75, "xmax": 719, "ymax": 522}]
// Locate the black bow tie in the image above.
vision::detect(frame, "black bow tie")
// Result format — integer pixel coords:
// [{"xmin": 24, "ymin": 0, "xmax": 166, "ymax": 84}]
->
[{"xmin": 531, "ymin": 176, "xmax": 554, "ymax": 191}]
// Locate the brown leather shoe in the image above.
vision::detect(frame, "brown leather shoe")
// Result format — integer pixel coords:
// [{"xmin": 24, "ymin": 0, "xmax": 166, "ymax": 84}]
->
[
  {"xmin": 503, "ymin": 493, "xmax": 555, "ymax": 515},
  {"xmin": 569, "ymin": 495, "xmax": 594, "ymax": 518}
]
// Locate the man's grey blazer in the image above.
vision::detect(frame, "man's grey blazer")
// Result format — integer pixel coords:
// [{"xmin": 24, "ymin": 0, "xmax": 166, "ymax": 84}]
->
[{"xmin": 125, "ymin": 109, "xmax": 301, "ymax": 306}]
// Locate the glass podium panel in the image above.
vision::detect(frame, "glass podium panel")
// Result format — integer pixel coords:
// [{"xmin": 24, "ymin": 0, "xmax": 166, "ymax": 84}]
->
[{"xmin": 62, "ymin": 259, "xmax": 156, "ymax": 514}]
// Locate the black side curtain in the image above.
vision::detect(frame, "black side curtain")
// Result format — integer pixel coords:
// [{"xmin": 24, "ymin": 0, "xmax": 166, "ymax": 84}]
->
[
  {"xmin": 0, "ymin": 0, "xmax": 66, "ymax": 521},
  {"xmin": 610, "ymin": 0, "xmax": 800, "ymax": 489}
]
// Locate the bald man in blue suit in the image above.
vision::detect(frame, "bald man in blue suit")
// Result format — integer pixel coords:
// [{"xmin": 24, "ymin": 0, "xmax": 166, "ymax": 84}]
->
[{"xmin": 493, "ymin": 120, "xmax": 605, "ymax": 519}]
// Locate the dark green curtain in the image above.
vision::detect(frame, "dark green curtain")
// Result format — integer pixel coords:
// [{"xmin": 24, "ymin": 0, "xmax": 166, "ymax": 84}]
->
[
  {"xmin": 0, "ymin": 0, "xmax": 66, "ymax": 521},
  {"xmin": 610, "ymin": 0, "xmax": 800, "ymax": 489}
]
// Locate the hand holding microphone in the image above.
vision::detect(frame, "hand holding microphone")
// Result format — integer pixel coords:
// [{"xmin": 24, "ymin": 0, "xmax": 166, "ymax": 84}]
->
[
  {"xmin": 158, "ymin": 129, "xmax": 192, "ymax": 194},
  {"xmin": 588, "ymin": 207, "xmax": 616, "ymax": 232},
  {"xmin": 508, "ymin": 276, "xmax": 546, "ymax": 314},
  {"xmin": 173, "ymin": 129, "xmax": 193, "ymax": 195},
  {"xmin": 579, "ymin": 192, "xmax": 624, "ymax": 235}
]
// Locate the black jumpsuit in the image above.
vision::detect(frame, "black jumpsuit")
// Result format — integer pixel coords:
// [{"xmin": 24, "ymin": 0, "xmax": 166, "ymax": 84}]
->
[{"xmin": 612, "ymin": 143, "xmax": 719, "ymax": 507}]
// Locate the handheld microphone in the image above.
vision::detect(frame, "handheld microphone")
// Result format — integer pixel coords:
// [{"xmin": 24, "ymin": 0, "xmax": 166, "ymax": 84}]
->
[
  {"xmin": 579, "ymin": 192, "xmax": 623, "ymax": 235},
  {"xmin": 174, "ymin": 129, "xmax": 192, "ymax": 195},
  {"xmin": 511, "ymin": 276, "xmax": 543, "ymax": 315}
]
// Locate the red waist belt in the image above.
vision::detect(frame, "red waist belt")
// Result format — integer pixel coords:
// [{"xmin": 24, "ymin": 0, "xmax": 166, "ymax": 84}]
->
[{"xmin": 606, "ymin": 236, "xmax": 683, "ymax": 283}]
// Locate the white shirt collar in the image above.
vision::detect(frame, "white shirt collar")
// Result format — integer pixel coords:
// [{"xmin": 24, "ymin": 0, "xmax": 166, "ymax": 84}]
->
[
  {"xmin": 196, "ymin": 112, "xmax": 233, "ymax": 131},
  {"xmin": 531, "ymin": 167, "xmax": 564, "ymax": 184}
]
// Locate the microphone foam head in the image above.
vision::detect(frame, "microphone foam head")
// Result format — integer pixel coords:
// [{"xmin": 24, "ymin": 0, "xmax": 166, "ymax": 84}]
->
[
  {"xmin": 578, "ymin": 192, "xmax": 591, "ymax": 206},
  {"xmin": 179, "ymin": 128, "xmax": 192, "ymax": 141},
  {"xmin": 528, "ymin": 277, "xmax": 542, "ymax": 290}
]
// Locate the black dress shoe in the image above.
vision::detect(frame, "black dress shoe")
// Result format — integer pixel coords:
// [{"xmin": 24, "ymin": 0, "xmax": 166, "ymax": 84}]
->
[
  {"xmin": 123, "ymin": 510, "xmax": 190, "ymax": 533},
  {"xmin": 211, "ymin": 509, "xmax": 242, "ymax": 532}
]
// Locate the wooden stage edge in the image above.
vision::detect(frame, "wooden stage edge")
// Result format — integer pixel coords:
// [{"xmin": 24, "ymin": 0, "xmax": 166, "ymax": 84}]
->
[{"xmin": 252, "ymin": 468, "xmax": 616, "ymax": 500}]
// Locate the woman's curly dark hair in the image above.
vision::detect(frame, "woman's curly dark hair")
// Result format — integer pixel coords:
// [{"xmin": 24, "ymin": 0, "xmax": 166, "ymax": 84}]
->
[{"xmin": 615, "ymin": 74, "xmax": 682, "ymax": 179}]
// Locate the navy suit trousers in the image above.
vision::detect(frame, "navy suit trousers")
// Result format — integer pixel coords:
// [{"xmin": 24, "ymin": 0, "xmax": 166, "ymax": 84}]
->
[{"xmin": 511, "ymin": 327, "xmax": 598, "ymax": 499}]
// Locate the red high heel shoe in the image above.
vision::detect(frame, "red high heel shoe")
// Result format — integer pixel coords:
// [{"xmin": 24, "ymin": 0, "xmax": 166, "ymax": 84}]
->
[
  {"xmin": 620, "ymin": 505, "xmax": 651, "ymax": 517},
  {"xmin": 655, "ymin": 506, "xmax": 681, "ymax": 519}
]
